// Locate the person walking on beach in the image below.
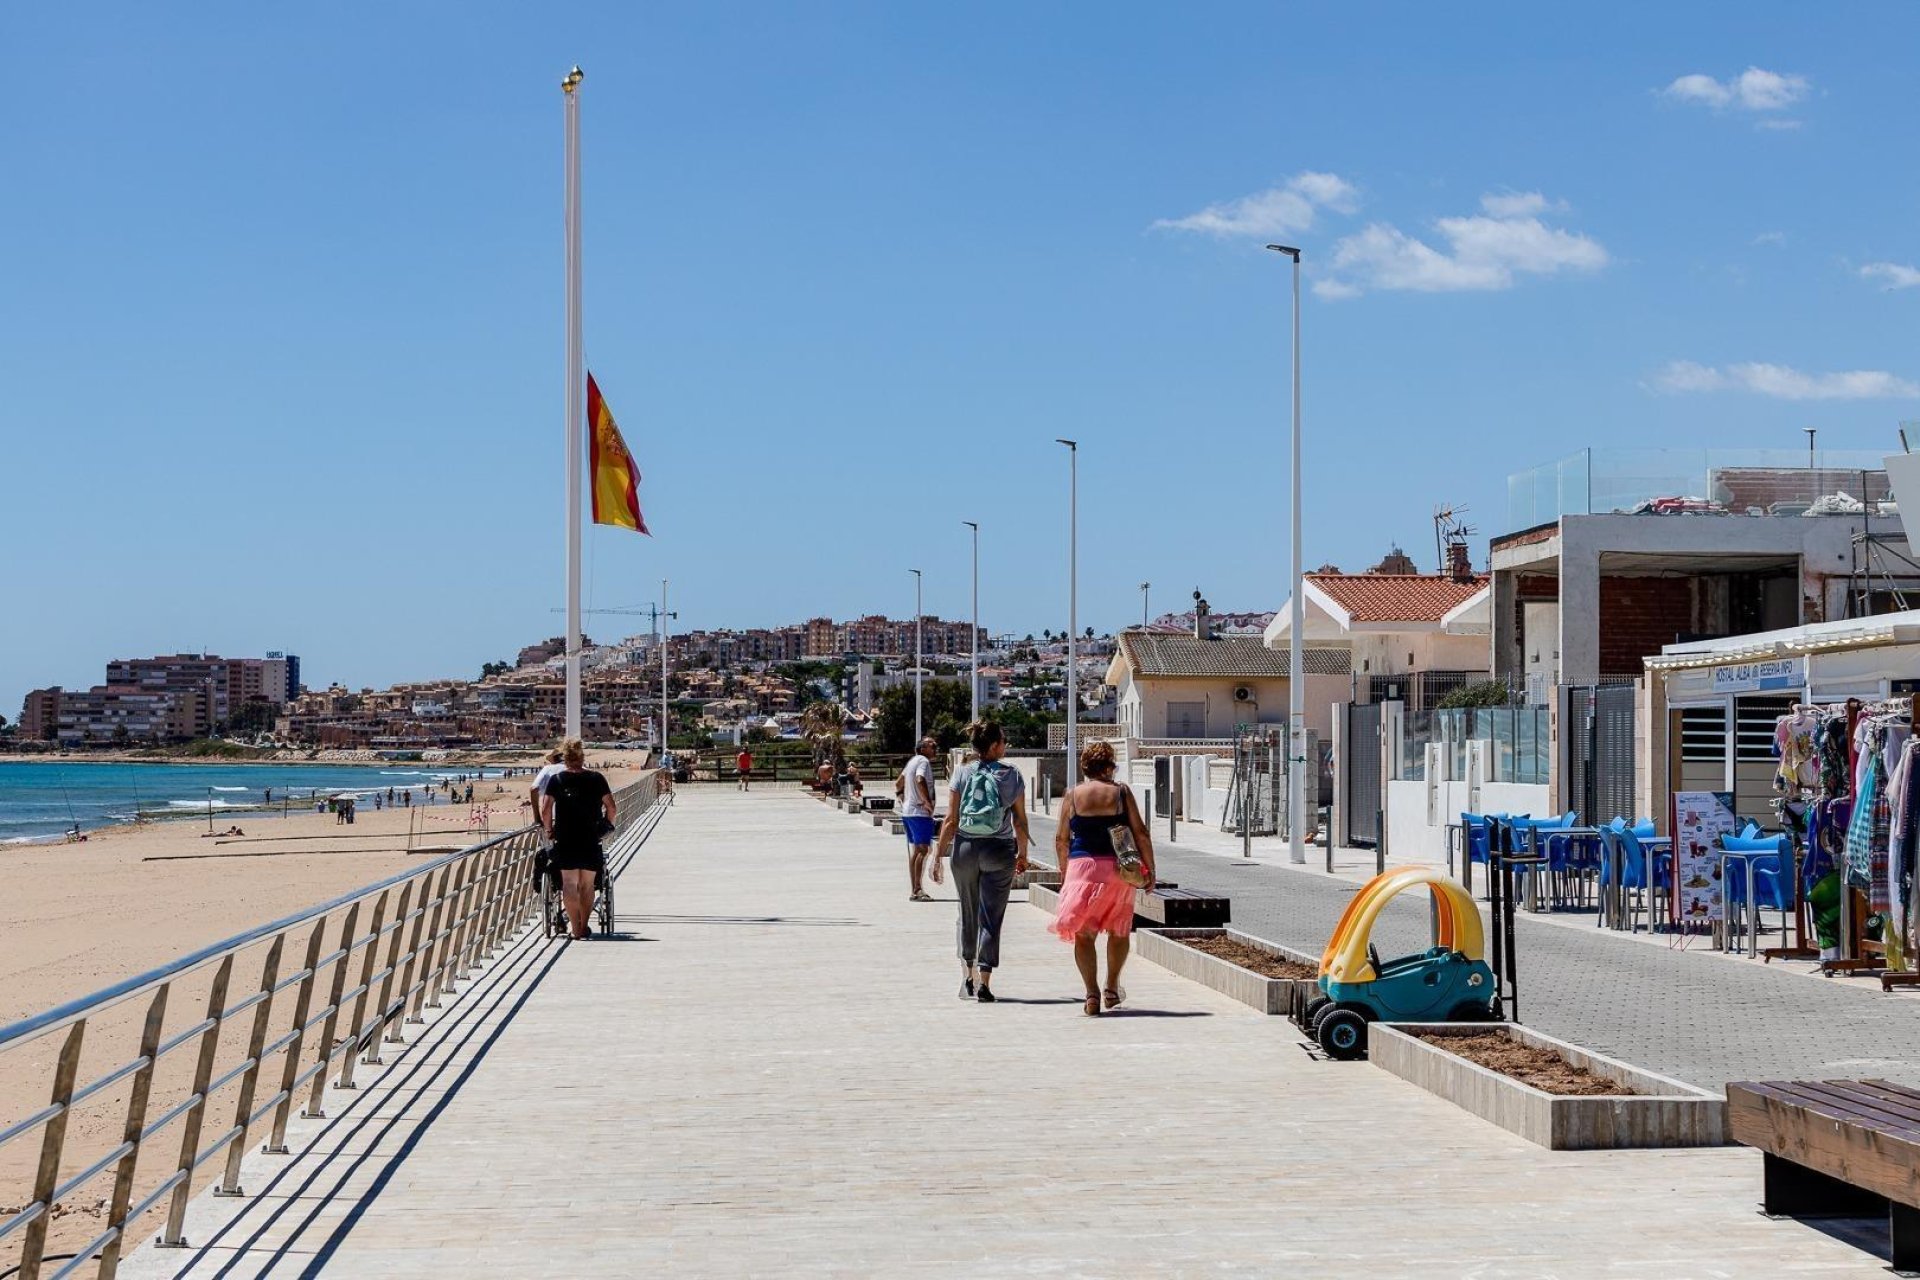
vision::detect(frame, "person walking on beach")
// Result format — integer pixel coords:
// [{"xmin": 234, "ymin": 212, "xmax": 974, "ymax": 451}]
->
[
  {"xmin": 540, "ymin": 738, "xmax": 616, "ymax": 940},
  {"xmin": 898, "ymin": 737, "xmax": 940, "ymax": 901},
  {"xmin": 1050, "ymin": 740, "xmax": 1155, "ymax": 1016},
  {"xmin": 935, "ymin": 721, "xmax": 1029, "ymax": 1002}
]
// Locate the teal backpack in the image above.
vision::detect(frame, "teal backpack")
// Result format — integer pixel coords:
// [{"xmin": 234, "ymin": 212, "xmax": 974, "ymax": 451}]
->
[{"xmin": 958, "ymin": 763, "xmax": 1005, "ymax": 837}]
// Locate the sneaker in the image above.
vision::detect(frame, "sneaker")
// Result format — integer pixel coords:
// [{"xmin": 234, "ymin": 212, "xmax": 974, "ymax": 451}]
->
[
  {"xmin": 976, "ymin": 985, "xmax": 997, "ymax": 1004},
  {"xmin": 959, "ymin": 977, "xmax": 975, "ymax": 999}
]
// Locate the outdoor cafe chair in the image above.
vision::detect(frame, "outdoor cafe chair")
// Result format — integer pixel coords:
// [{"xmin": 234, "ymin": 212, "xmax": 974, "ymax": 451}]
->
[{"xmin": 1721, "ymin": 832, "xmax": 1794, "ymax": 954}]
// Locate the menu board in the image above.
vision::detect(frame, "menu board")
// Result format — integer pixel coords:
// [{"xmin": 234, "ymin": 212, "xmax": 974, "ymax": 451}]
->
[{"xmin": 1670, "ymin": 791, "xmax": 1736, "ymax": 928}]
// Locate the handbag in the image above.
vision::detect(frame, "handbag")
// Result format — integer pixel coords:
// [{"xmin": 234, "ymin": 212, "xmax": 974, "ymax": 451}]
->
[{"xmin": 1111, "ymin": 785, "xmax": 1149, "ymax": 888}]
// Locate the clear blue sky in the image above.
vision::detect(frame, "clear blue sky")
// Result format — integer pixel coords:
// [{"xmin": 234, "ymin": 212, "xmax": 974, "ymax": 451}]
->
[{"xmin": 5, "ymin": 3, "xmax": 1918, "ymax": 714}]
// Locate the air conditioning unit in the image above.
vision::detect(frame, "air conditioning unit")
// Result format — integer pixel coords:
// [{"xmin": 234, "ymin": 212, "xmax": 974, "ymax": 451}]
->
[{"xmin": 1232, "ymin": 685, "xmax": 1255, "ymax": 703}]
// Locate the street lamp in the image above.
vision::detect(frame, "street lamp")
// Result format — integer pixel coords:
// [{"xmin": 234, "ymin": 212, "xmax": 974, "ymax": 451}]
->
[
  {"xmin": 1266, "ymin": 243, "xmax": 1306, "ymax": 867},
  {"xmin": 910, "ymin": 568, "xmax": 923, "ymax": 746},
  {"xmin": 963, "ymin": 522, "xmax": 980, "ymax": 722},
  {"xmin": 1056, "ymin": 438, "xmax": 1078, "ymax": 788},
  {"xmin": 660, "ymin": 578, "xmax": 678, "ymax": 760},
  {"xmin": 1139, "ymin": 581, "xmax": 1151, "ymax": 630}
]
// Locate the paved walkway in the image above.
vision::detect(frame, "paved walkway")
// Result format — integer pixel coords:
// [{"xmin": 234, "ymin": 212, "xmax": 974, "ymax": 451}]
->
[
  {"xmin": 128, "ymin": 790, "xmax": 1890, "ymax": 1277},
  {"xmin": 1042, "ymin": 811, "xmax": 1920, "ymax": 1091}
]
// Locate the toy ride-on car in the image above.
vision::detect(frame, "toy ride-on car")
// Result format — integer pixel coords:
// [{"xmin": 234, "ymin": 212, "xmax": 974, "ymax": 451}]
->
[{"xmin": 1300, "ymin": 867, "xmax": 1498, "ymax": 1061}]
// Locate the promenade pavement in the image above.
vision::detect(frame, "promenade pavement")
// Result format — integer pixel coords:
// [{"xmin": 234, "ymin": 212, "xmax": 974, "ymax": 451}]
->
[
  {"xmin": 1029, "ymin": 807, "xmax": 1920, "ymax": 1091},
  {"xmin": 127, "ymin": 789, "xmax": 1889, "ymax": 1277}
]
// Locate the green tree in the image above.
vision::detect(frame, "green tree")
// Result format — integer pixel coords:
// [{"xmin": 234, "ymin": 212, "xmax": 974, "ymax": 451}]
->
[
  {"xmin": 992, "ymin": 701, "xmax": 1062, "ymax": 750},
  {"xmin": 480, "ymin": 660, "xmax": 510, "ymax": 679},
  {"xmin": 873, "ymin": 679, "xmax": 973, "ymax": 754}
]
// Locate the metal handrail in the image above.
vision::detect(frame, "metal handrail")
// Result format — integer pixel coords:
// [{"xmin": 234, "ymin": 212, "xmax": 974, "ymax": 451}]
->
[{"xmin": 0, "ymin": 771, "xmax": 666, "ymax": 1280}]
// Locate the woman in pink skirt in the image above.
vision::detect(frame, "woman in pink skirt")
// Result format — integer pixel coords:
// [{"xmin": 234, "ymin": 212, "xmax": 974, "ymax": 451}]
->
[{"xmin": 1050, "ymin": 740, "xmax": 1156, "ymax": 1016}]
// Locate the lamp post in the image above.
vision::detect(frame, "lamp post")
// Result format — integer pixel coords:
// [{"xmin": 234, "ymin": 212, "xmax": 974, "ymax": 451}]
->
[
  {"xmin": 562, "ymin": 66, "xmax": 586, "ymax": 740},
  {"xmin": 1139, "ymin": 581, "xmax": 1150, "ymax": 630},
  {"xmin": 206, "ymin": 787, "xmax": 214, "ymax": 835},
  {"xmin": 660, "ymin": 578, "xmax": 673, "ymax": 759},
  {"xmin": 1056, "ymin": 439, "xmax": 1079, "ymax": 788},
  {"xmin": 911, "ymin": 569, "xmax": 923, "ymax": 746},
  {"xmin": 963, "ymin": 522, "xmax": 980, "ymax": 722},
  {"xmin": 1266, "ymin": 243, "xmax": 1307, "ymax": 867}
]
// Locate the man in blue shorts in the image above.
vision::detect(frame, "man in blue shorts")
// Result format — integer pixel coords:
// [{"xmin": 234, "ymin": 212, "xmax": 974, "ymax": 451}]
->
[{"xmin": 898, "ymin": 736, "xmax": 940, "ymax": 901}]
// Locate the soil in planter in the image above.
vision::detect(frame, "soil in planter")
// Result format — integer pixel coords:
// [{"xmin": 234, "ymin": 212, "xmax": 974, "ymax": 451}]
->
[
  {"xmin": 1177, "ymin": 935, "xmax": 1317, "ymax": 981},
  {"xmin": 1417, "ymin": 1031, "xmax": 1635, "ymax": 1097}
]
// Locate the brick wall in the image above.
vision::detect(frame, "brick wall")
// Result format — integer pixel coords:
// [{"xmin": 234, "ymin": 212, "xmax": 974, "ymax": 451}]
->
[{"xmin": 1598, "ymin": 577, "xmax": 1697, "ymax": 677}]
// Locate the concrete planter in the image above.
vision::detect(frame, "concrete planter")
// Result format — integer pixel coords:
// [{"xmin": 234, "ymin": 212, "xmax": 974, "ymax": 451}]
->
[
  {"xmin": 1027, "ymin": 882, "xmax": 1060, "ymax": 914},
  {"xmin": 1012, "ymin": 868, "xmax": 1061, "ymax": 892},
  {"xmin": 1370, "ymin": 1023, "xmax": 1730, "ymax": 1150},
  {"xmin": 1133, "ymin": 929, "xmax": 1317, "ymax": 1016}
]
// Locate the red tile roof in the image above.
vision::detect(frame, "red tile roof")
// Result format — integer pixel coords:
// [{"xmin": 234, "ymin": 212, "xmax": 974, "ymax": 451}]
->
[{"xmin": 1306, "ymin": 573, "xmax": 1488, "ymax": 624}]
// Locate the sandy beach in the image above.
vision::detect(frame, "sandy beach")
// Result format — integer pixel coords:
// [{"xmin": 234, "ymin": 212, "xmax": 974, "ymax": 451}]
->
[{"xmin": 0, "ymin": 759, "xmax": 648, "ymax": 1254}]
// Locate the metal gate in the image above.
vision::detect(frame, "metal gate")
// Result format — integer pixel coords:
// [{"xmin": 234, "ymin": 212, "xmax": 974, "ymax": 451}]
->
[
  {"xmin": 1344, "ymin": 702, "xmax": 1383, "ymax": 847},
  {"xmin": 1223, "ymin": 729, "xmax": 1283, "ymax": 836},
  {"xmin": 1565, "ymin": 685, "xmax": 1636, "ymax": 825}
]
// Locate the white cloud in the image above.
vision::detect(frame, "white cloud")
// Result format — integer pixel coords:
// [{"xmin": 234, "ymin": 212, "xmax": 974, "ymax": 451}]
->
[
  {"xmin": 1311, "ymin": 278, "xmax": 1362, "ymax": 300},
  {"xmin": 1316, "ymin": 192, "xmax": 1605, "ymax": 297},
  {"xmin": 1153, "ymin": 171, "xmax": 1358, "ymax": 239},
  {"xmin": 1862, "ymin": 261, "xmax": 1920, "ymax": 290},
  {"xmin": 1478, "ymin": 191, "xmax": 1566, "ymax": 218},
  {"xmin": 1662, "ymin": 66, "xmax": 1811, "ymax": 112},
  {"xmin": 1752, "ymin": 231, "xmax": 1787, "ymax": 247},
  {"xmin": 1651, "ymin": 360, "xmax": 1919, "ymax": 400}
]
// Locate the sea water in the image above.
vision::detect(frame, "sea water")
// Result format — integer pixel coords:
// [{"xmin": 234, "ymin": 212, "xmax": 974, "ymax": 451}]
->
[{"xmin": 0, "ymin": 761, "xmax": 509, "ymax": 842}]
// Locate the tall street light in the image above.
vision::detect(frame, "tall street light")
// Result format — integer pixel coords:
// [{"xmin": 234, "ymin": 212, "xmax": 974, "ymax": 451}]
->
[
  {"xmin": 1267, "ymin": 243, "xmax": 1306, "ymax": 866},
  {"xmin": 1056, "ymin": 439, "xmax": 1078, "ymax": 788},
  {"xmin": 910, "ymin": 568, "xmax": 923, "ymax": 746},
  {"xmin": 963, "ymin": 522, "xmax": 980, "ymax": 722},
  {"xmin": 660, "ymin": 578, "xmax": 676, "ymax": 759},
  {"xmin": 1139, "ymin": 581, "xmax": 1150, "ymax": 630}
]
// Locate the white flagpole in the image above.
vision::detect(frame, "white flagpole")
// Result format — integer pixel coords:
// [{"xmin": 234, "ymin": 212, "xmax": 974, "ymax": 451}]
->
[{"xmin": 563, "ymin": 66, "xmax": 585, "ymax": 740}]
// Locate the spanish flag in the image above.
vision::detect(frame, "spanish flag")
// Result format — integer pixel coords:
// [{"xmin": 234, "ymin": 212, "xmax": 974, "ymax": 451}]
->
[{"xmin": 587, "ymin": 373, "xmax": 649, "ymax": 534}]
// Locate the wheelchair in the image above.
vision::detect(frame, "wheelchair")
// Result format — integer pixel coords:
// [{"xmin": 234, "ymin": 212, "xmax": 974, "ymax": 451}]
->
[{"xmin": 536, "ymin": 843, "xmax": 614, "ymax": 939}]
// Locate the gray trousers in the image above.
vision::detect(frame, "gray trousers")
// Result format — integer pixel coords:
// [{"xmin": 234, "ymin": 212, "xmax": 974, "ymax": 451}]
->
[{"xmin": 952, "ymin": 837, "xmax": 1017, "ymax": 972}]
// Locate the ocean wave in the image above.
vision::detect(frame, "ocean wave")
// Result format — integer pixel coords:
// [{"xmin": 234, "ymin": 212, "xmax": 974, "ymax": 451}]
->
[
  {"xmin": 210, "ymin": 786, "xmax": 250, "ymax": 793},
  {"xmin": 165, "ymin": 799, "xmax": 249, "ymax": 810}
]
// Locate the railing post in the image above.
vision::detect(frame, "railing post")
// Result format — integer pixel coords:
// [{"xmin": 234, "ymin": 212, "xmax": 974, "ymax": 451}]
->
[
  {"xmin": 302, "ymin": 904, "xmax": 359, "ymax": 1120},
  {"xmin": 445, "ymin": 853, "xmax": 486, "ymax": 987},
  {"xmin": 363, "ymin": 881, "xmax": 413, "ymax": 1065},
  {"xmin": 469, "ymin": 843, "xmax": 510, "ymax": 970},
  {"xmin": 436, "ymin": 856, "xmax": 480, "ymax": 999},
  {"xmin": 409, "ymin": 866, "xmax": 454, "ymax": 1020},
  {"xmin": 18, "ymin": 1021, "xmax": 86, "ymax": 1280},
  {"xmin": 218, "ymin": 932, "xmax": 285, "ymax": 1196},
  {"xmin": 160, "ymin": 955, "xmax": 233, "ymax": 1246},
  {"xmin": 97, "ymin": 987, "xmax": 169, "ymax": 1278},
  {"xmin": 335, "ymin": 891, "xmax": 389, "ymax": 1091},
  {"xmin": 388, "ymin": 878, "xmax": 432, "ymax": 1042},
  {"xmin": 264, "ymin": 921, "xmax": 328, "ymax": 1153}
]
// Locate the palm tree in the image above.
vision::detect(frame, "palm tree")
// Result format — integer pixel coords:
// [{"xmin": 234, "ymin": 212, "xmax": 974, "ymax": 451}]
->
[{"xmin": 800, "ymin": 700, "xmax": 849, "ymax": 769}]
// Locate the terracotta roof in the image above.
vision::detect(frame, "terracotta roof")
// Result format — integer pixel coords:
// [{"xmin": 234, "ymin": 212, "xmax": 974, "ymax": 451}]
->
[
  {"xmin": 1116, "ymin": 632, "xmax": 1292, "ymax": 678},
  {"xmin": 1306, "ymin": 573, "xmax": 1488, "ymax": 624}
]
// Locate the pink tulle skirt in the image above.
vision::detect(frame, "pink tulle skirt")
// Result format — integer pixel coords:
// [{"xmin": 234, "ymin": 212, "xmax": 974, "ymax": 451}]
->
[{"xmin": 1048, "ymin": 856, "xmax": 1136, "ymax": 940}]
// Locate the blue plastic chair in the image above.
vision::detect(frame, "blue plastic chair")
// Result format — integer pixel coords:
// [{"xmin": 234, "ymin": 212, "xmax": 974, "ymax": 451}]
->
[
  {"xmin": 1719, "ymin": 832, "xmax": 1793, "ymax": 953},
  {"xmin": 1598, "ymin": 827, "xmax": 1670, "ymax": 931}
]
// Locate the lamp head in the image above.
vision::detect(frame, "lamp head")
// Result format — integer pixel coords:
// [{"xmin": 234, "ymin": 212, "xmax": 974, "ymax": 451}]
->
[
  {"xmin": 1055, "ymin": 437, "xmax": 1077, "ymax": 449},
  {"xmin": 1265, "ymin": 244, "xmax": 1301, "ymax": 260},
  {"xmin": 561, "ymin": 66, "xmax": 584, "ymax": 93}
]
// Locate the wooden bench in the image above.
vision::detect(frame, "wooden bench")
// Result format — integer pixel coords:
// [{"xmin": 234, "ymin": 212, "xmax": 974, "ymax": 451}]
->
[
  {"xmin": 1134, "ymin": 886, "xmax": 1228, "ymax": 929},
  {"xmin": 1726, "ymin": 1079, "xmax": 1920, "ymax": 1271}
]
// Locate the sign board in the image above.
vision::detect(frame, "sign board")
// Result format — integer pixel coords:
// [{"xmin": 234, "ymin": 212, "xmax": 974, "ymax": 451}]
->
[
  {"xmin": 1709, "ymin": 658, "xmax": 1804, "ymax": 695},
  {"xmin": 1670, "ymin": 790, "xmax": 1736, "ymax": 928}
]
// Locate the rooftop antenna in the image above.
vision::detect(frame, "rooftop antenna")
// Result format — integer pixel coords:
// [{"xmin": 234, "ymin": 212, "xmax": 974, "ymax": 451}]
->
[
  {"xmin": 1434, "ymin": 504, "xmax": 1476, "ymax": 578},
  {"xmin": 1805, "ymin": 426, "xmax": 1817, "ymax": 471}
]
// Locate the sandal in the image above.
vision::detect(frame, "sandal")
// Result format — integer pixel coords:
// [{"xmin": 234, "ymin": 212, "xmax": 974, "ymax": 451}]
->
[
  {"xmin": 910, "ymin": 890, "xmax": 933, "ymax": 902},
  {"xmin": 1083, "ymin": 994, "xmax": 1102, "ymax": 1017},
  {"xmin": 1103, "ymin": 987, "xmax": 1126, "ymax": 1010}
]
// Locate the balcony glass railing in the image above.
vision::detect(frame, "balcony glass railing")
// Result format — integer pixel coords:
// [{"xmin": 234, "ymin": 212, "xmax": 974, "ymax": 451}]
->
[{"xmin": 1506, "ymin": 448, "xmax": 1892, "ymax": 532}]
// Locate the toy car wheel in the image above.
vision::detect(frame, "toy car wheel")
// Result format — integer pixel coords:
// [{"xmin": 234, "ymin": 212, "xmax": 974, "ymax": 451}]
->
[
  {"xmin": 1317, "ymin": 1008, "xmax": 1369, "ymax": 1060},
  {"xmin": 1448, "ymin": 1000, "xmax": 1495, "ymax": 1023},
  {"xmin": 1300, "ymin": 995, "xmax": 1331, "ymax": 1028},
  {"xmin": 1309, "ymin": 1001, "xmax": 1341, "ymax": 1038}
]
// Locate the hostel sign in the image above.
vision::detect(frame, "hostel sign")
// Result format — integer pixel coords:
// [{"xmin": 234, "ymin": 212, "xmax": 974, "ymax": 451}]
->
[{"xmin": 1709, "ymin": 657, "xmax": 1804, "ymax": 695}]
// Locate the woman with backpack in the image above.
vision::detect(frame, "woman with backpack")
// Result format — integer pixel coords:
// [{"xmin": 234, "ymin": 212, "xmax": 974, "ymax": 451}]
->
[
  {"xmin": 1050, "ymin": 739, "xmax": 1155, "ymax": 1016},
  {"xmin": 936, "ymin": 721, "xmax": 1029, "ymax": 1002}
]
